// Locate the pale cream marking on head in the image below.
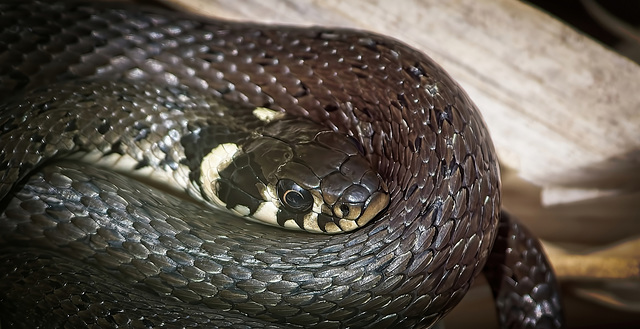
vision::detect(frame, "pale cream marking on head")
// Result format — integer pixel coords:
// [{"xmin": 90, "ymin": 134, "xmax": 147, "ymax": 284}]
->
[
  {"xmin": 253, "ymin": 107, "xmax": 286, "ymax": 123},
  {"xmin": 324, "ymin": 222, "xmax": 342, "ymax": 234},
  {"xmin": 232, "ymin": 205, "xmax": 251, "ymax": 217},
  {"xmin": 303, "ymin": 212, "xmax": 321, "ymax": 233},
  {"xmin": 252, "ymin": 200, "xmax": 280, "ymax": 227},
  {"xmin": 311, "ymin": 191, "xmax": 324, "ymax": 215},
  {"xmin": 264, "ymin": 184, "xmax": 279, "ymax": 201},
  {"xmin": 200, "ymin": 143, "xmax": 240, "ymax": 209},
  {"xmin": 283, "ymin": 219, "xmax": 301, "ymax": 230},
  {"xmin": 248, "ymin": 183, "xmax": 281, "ymax": 227},
  {"xmin": 338, "ymin": 218, "xmax": 358, "ymax": 232},
  {"xmin": 356, "ymin": 192, "xmax": 390, "ymax": 227}
]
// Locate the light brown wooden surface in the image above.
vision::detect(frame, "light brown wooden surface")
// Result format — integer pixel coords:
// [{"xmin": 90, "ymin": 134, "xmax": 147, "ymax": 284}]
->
[{"xmin": 157, "ymin": 0, "xmax": 640, "ymax": 327}]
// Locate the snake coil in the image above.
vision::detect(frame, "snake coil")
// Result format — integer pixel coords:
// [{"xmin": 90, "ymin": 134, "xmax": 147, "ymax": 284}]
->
[{"xmin": 0, "ymin": 1, "xmax": 562, "ymax": 328}]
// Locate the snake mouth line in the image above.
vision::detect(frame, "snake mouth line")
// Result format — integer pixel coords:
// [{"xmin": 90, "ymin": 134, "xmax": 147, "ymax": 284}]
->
[{"xmin": 356, "ymin": 190, "xmax": 391, "ymax": 227}]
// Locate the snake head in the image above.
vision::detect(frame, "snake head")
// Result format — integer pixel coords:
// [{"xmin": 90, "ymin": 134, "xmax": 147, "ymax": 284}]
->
[{"xmin": 199, "ymin": 117, "xmax": 389, "ymax": 233}]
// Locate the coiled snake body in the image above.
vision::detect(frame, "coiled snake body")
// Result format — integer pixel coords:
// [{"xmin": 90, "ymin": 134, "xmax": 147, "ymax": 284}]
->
[{"xmin": 0, "ymin": 1, "xmax": 563, "ymax": 328}]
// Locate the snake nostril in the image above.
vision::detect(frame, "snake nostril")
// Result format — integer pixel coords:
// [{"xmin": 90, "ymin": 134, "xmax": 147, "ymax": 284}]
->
[{"xmin": 339, "ymin": 204, "xmax": 350, "ymax": 217}]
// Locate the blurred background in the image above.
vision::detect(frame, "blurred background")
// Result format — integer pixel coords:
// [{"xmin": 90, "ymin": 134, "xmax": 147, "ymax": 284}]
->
[
  {"xmin": 450, "ymin": 1, "xmax": 640, "ymax": 328},
  {"xmin": 523, "ymin": 0, "xmax": 640, "ymax": 65}
]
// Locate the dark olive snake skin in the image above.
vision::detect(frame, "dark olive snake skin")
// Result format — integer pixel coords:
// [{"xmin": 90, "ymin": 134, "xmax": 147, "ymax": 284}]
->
[{"xmin": 0, "ymin": 1, "xmax": 563, "ymax": 328}]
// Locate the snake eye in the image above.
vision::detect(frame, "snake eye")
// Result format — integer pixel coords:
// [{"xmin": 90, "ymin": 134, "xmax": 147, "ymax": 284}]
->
[{"xmin": 277, "ymin": 179, "xmax": 314, "ymax": 213}]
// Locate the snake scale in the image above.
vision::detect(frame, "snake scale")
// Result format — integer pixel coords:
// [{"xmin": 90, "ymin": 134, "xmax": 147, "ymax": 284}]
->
[{"xmin": 0, "ymin": 1, "xmax": 563, "ymax": 328}]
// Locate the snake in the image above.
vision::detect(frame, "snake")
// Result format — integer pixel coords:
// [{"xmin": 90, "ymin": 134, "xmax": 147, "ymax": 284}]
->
[{"xmin": 0, "ymin": 1, "xmax": 563, "ymax": 328}]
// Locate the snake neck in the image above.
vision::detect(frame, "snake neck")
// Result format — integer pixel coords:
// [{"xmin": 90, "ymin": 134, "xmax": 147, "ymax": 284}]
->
[{"xmin": 0, "ymin": 78, "xmax": 248, "ymax": 204}]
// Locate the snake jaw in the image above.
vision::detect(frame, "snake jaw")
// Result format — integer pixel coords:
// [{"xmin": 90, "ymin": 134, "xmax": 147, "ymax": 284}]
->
[{"xmin": 357, "ymin": 190, "xmax": 391, "ymax": 227}]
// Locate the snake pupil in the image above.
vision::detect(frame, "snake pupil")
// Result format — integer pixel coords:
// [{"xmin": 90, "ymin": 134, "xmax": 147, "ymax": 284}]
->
[
  {"xmin": 285, "ymin": 190, "xmax": 304, "ymax": 205},
  {"xmin": 277, "ymin": 179, "xmax": 313, "ymax": 213}
]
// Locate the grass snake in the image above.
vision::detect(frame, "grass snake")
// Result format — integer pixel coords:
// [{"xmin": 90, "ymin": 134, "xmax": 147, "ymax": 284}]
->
[{"xmin": 0, "ymin": 1, "xmax": 563, "ymax": 328}]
